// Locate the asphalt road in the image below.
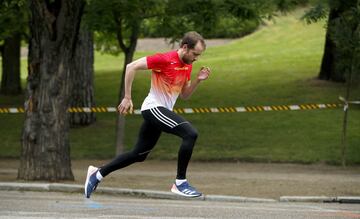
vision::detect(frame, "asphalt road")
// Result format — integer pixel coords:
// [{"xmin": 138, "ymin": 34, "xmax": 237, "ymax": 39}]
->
[{"xmin": 0, "ymin": 191, "xmax": 359, "ymax": 219}]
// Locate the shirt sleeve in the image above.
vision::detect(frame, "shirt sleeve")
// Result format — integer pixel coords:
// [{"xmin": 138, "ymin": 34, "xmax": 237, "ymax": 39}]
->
[{"xmin": 146, "ymin": 53, "xmax": 167, "ymax": 70}]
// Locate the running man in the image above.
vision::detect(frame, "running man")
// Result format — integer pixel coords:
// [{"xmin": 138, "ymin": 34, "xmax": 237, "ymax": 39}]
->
[{"xmin": 85, "ymin": 31, "xmax": 211, "ymax": 198}]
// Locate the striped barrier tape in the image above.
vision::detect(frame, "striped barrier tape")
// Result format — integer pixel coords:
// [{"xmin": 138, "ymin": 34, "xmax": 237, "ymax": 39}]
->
[{"xmin": 0, "ymin": 103, "xmax": 344, "ymax": 114}]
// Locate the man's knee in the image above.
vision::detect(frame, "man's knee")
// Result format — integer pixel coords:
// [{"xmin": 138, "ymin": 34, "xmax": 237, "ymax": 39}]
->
[
  {"xmin": 186, "ymin": 128, "xmax": 198, "ymax": 141},
  {"xmin": 174, "ymin": 123, "xmax": 198, "ymax": 148},
  {"xmin": 182, "ymin": 126, "xmax": 198, "ymax": 149}
]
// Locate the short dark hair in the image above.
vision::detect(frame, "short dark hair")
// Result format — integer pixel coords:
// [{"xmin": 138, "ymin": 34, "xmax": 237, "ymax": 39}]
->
[{"xmin": 180, "ymin": 31, "xmax": 206, "ymax": 49}]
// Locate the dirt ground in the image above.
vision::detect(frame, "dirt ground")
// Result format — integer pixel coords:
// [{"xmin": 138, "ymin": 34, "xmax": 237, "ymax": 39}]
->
[
  {"xmin": 135, "ymin": 38, "xmax": 234, "ymax": 51},
  {"xmin": 20, "ymin": 38, "xmax": 234, "ymax": 57},
  {"xmin": 1, "ymin": 159, "xmax": 359, "ymax": 199}
]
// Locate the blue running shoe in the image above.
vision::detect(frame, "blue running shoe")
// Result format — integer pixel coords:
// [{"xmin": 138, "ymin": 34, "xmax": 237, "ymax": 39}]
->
[
  {"xmin": 84, "ymin": 165, "xmax": 100, "ymax": 198},
  {"xmin": 171, "ymin": 181, "xmax": 202, "ymax": 197}
]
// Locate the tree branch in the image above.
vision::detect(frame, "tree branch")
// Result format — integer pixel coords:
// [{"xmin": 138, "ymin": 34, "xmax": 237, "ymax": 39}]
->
[
  {"xmin": 112, "ymin": 10, "xmax": 128, "ymax": 53},
  {"xmin": 128, "ymin": 21, "xmax": 140, "ymax": 53}
]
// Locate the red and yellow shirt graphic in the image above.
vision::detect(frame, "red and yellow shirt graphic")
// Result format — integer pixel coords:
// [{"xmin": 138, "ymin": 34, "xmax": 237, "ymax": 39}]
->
[{"xmin": 141, "ymin": 50, "xmax": 192, "ymax": 111}]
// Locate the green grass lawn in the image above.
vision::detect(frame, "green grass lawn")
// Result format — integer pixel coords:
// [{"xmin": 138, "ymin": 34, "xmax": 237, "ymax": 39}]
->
[{"xmin": 1, "ymin": 8, "xmax": 359, "ymax": 164}]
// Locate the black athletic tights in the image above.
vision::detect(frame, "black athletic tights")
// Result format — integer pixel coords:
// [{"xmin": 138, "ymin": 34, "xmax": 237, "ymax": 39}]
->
[{"xmin": 99, "ymin": 106, "xmax": 198, "ymax": 180}]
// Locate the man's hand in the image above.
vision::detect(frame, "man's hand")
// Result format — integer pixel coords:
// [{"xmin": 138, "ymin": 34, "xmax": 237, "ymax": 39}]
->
[
  {"xmin": 118, "ymin": 97, "xmax": 133, "ymax": 115},
  {"xmin": 197, "ymin": 66, "xmax": 211, "ymax": 81}
]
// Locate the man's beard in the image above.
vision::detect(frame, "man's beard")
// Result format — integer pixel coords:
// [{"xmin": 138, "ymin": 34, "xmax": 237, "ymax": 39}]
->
[{"xmin": 182, "ymin": 55, "xmax": 193, "ymax": 64}]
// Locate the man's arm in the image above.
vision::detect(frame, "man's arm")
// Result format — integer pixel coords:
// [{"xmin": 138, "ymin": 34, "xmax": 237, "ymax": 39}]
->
[
  {"xmin": 118, "ymin": 57, "xmax": 148, "ymax": 115},
  {"xmin": 180, "ymin": 66, "xmax": 211, "ymax": 100}
]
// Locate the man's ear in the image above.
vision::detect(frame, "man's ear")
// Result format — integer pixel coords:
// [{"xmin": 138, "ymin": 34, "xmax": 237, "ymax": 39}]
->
[{"xmin": 181, "ymin": 43, "xmax": 188, "ymax": 50}]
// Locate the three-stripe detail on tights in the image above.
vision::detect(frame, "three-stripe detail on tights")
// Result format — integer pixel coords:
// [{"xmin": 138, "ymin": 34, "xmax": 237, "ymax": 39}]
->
[{"xmin": 149, "ymin": 107, "xmax": 178, "ymax": 128}]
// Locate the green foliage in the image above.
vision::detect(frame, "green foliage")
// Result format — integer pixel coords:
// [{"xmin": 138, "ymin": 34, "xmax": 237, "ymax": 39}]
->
[
  {"xmin": 208, "ymin": 17, "xmax": 259, "ymax": 38},
  {"xmin": 85, "ymin": 0, "xmax": 165, "ymax": 33},
  {"xmin": 302, "ymin": 2, "xmax": 328, "ymax": 24},
  {"xmin": 0, "ymin": 0, "xmax": 27, "ymax": 41},
  {"xmin": 155, "ymin": 0, "xmax": 271, "ymax": 41},
  {"xmin": 142, "ymin": 0, "xmax": 313, "ymax": 40},
  {"xmin": 86, "ymin": 0, "xmax": 312, "ymax": 53},
  {"xmin": 301, "ymin": 0, "xmax": 359, "ymax": 24},
  {"xmin": 142, "ymin": 13, "xmax": 260, "ymax": 39},
  {"xmin": 84, "ymin": 0, "xmax": 166, "ymax": 54},
  {"xmin": 93, "ymin": 32, "xmax": 120, "ymax": 55},
  {"xmin": 275, "ymin": 0, "xmax": 309, "ymax": 12}
]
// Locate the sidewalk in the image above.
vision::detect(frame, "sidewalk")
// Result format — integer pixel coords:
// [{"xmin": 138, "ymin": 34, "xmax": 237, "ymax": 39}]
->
[{"xmin": 1, "ymin": 159, "xmax": 360, "ymax": 203}]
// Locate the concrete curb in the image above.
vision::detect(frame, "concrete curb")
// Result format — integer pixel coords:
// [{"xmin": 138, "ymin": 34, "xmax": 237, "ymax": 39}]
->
[
  {"xmin": 205, "ymin": 195, "xmax": 276, "ymax": 203},
  {"xmin": 280, "ymin": 196, "xmax": 336, "ymax": 203},
  {"xmin": 336, "ymin": 196, "xmax": 360, "ymax": 204},
  {"xmin": 0, "ymin": 182, "xmax": 275, "ymax": 203},
  {"xmin": 1, "ymin": 182, "xmax": 359, "ymax": 204},
  {"xmin": 280, "ymin": 196, "xmax": 360, "ymax": 203}
]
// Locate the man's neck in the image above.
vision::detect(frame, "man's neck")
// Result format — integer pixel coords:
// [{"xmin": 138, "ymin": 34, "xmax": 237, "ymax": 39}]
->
[{"xmin": 177, "ymin": 48, "xmax": 185, "ymax": 64}]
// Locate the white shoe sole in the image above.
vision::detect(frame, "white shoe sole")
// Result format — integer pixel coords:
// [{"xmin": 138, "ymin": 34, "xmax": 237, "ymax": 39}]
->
[
  {"xmin": 84, "ymin": 165, "xmax": 98, "ymax": 198},
  {"xmin": 170, "ymin": 184, "xmax": 201, "ymax": 197}
]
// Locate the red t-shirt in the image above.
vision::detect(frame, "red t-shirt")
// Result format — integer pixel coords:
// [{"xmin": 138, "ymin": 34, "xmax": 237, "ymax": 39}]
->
[{"xmin": 141, "ymin": 50, "xmax": 192, "ymax": 111}]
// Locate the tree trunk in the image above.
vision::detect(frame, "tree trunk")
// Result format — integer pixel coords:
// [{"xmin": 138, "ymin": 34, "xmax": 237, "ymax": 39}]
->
[
  {"xmin": 318, "ymin": 11, "xmax": 337, "ymax": 81},
  {"xmin": 1, "ymin": 33, "xmax": 21, "ymax": 95},
  {"xmin": 318, "ymin": 1, "xmax": 357, "ymax": 82},
  {"xmin": 18, "ymin": 0, "xmax": 85, "ymax": 181},
  {"xmin": 69, "ymin": 27, "xmax": 96, "ymax": 127},
  {"xmin": 115, "ymin": 49, "xmax": 136, "ymax": 155},
  {"xmin": 115, "ymin": 22, "xmax": 139, "ymax": 155},
  {"xmin": 318, "ymin": 8, "xmax": 346, "ymax": 82}
]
